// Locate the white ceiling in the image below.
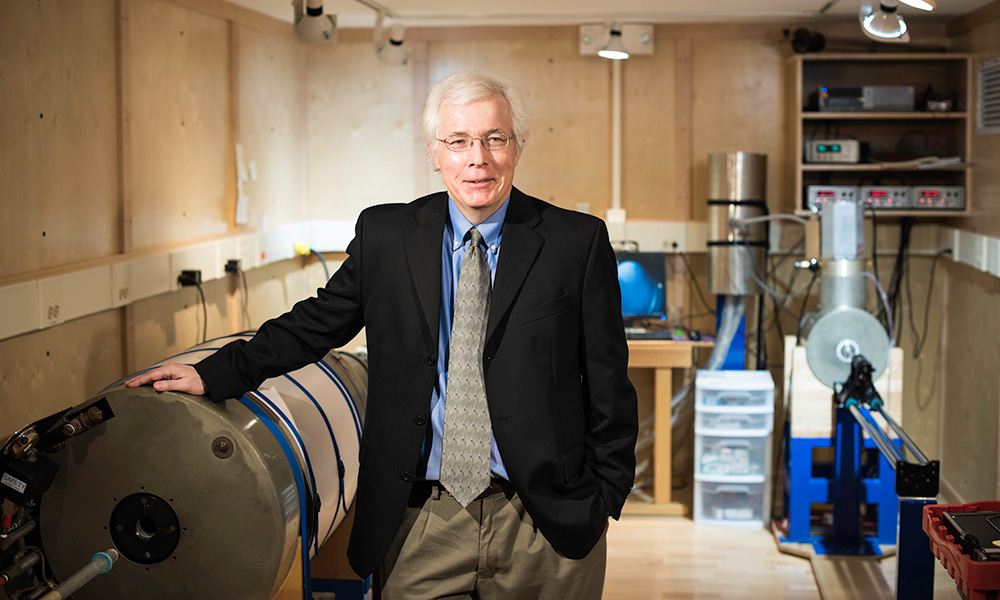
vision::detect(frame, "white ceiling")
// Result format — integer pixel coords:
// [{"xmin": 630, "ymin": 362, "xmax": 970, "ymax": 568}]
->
[{"xmin": 232, "ymin": 0, "xmax": 995, "ymax": 28}]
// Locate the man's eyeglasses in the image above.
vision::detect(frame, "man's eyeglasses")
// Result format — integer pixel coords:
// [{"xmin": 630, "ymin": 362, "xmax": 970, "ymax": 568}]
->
[{"xmin": 436, "ymin": 132, "xmax": 512, "ymax": 152}]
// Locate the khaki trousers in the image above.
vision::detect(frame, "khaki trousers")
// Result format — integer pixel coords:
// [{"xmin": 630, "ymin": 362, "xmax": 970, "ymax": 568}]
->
[{"xmin": 379, "ymin": 483, "xmax": 607, "ymax": 600}]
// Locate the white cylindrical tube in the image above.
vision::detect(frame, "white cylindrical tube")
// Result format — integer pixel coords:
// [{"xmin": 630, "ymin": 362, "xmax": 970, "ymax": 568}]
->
[
  {"xmin": 611, "ymin": 59, "xmax": 623, "ymax": 211},
  {"xmin": 40, "ymin": 550, "xmax": 118, "ymax": 600}
]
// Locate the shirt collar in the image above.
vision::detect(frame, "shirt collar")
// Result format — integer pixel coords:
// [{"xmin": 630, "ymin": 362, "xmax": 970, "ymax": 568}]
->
[{"xmin": 447, "ymin": 196, "xmax": 509, "ymax": 256}]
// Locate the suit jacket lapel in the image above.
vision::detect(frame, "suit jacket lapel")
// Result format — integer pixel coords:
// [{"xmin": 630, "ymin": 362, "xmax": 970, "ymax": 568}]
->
[
  {"xmin": 487, "ymin": 188, "xmax": 543, "ymax": 344},
  {"xmin": 404, "ymin": 194, "xmax": 448, "ymax": 355}
]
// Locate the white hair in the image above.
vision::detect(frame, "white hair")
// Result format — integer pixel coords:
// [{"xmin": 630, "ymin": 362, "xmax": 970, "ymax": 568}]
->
[{"xmin": 422, "ymin": 71, "xmax": 530, "ymax": 159}]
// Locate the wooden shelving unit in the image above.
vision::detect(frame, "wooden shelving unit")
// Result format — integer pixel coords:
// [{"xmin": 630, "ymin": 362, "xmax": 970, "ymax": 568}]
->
[{"xmin": 787, "ymin": 53, "xmax": 974, "ymax": 217}]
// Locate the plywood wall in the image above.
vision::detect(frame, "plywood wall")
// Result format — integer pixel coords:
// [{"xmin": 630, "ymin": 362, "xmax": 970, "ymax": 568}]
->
[
  {"xmin": 0, "ymin": 0, "xmax": 311, "ymax": 442},
  {"xmin": 0, "ymin": 311, "xmax": 123, "ymax": 437},
  {"xmin": 0, "ymin": 0, "xmax": 120, "ymax": 277},
  {"xmin": 307, "ymin": 33, "xmax": 418, "ymax": 220},
  {"xmin": 128, "ymin": 0, "xmax": 233, "ymax": 248},
  {"xmin": 940, "ymin": 19, "xmax": 1000, "ymax": 502},
  {"xmin": 622, "ymin": 36, "xmax": 679, "ymax": 221},
  {"xmin": 237, "ymin": 24, "xmax": 308, "ymax": 229},
  {"xmin": 690, "ymin": 27, "xmax": 788, "ymax": 221}
]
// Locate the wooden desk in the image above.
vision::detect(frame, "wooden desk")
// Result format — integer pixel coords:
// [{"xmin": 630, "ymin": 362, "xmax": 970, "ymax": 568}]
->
[{"xmin": 622, "ymin": 340, "xmax": 710, "ymax": 516}]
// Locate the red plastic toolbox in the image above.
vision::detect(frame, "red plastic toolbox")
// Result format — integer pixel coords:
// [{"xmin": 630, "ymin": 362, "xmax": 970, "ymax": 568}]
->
[{"xmin": 923, "ymin": 502, "xmax": 1000, "ymax": 600}]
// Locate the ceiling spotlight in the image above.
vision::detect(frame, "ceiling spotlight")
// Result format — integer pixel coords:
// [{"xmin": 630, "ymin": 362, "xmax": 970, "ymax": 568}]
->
[
  {"xmin": 899, "ymin": 0, "xmax": 936, "ymax": 10},
  {"xmin": 375, "ymin": 12, "xmax": 409, "ymax": 66},
  {"xmin": 293, "ymin": 0, "xmax": 337, "ymax": 43},
  {"xmin": 598, "ymin": 29, "xmax": 629, "ymax": 60},
  {"xmin": 860, "ymin": 0, "xmax": 910, "ymax": 43}
]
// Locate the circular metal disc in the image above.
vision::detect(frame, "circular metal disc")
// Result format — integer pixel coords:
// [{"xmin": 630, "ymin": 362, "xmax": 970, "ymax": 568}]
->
[
  {"xmin": 804, "ymin": 307, "xmax": 890, "ymax": 389},
  {"xmin": 39, "ymin": 387, "xmax": 299, "ymax": 600}
]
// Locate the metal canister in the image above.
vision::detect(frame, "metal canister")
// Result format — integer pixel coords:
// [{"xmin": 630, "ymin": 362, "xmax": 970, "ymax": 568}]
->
[{"xmin": 707, "ymin": 151, "xmax": 768, "ymax": 295}]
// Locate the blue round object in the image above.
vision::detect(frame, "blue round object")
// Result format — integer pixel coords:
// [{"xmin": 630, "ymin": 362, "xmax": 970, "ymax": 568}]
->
[{"xmin": 617, "ymin": 260, "xmax": 661, "ymax": 315}]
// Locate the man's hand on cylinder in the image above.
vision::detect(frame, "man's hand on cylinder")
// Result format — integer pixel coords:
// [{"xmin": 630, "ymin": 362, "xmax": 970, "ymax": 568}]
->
[{"xmin": 125, "ymin": 362, "xmax": 207, "ymax": 396}]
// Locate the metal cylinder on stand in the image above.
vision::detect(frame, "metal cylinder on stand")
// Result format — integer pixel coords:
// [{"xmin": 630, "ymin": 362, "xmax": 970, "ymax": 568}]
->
[{"xmin": 706, "ymin": 151, "xmax": 768, "ymax": 296}]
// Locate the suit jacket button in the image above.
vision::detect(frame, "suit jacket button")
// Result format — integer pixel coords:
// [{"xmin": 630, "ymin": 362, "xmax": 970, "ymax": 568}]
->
[
  {"xmin": 414, "ymin": 416, "xmax": 427, "ymax": 426},
  {"xmin": 427, "ymin": 356, "xmax": 436, "ymax": 366},
  {"xmin": 401, "ymin": 471, "xmax": 413, "ymax": 482}
]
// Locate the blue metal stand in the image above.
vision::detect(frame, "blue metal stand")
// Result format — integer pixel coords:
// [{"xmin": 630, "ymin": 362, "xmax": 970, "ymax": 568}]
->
[
  {"xmin": 783, "ymin": 435, "xmax": 898, "ymax": 546},
  {"xmin": 896, "ymin": 498, "xmax": 936, "ymax": 600},
  {"xmin": 783, "ymin": 355, "xmax": 940, "ymax": 600},
  {"xmin": 716, "ymin": 295, "xmax": 746, "ymax": 370},
  {"xmin": 312, "ymin": 577, "xmax": 372, "ymax": 599}
]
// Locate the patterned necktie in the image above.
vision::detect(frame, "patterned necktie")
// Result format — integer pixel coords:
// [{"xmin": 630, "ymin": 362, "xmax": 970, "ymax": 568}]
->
[{"xmin": 440, "ymin": 227, "xmax": 493, "ymax": 507}]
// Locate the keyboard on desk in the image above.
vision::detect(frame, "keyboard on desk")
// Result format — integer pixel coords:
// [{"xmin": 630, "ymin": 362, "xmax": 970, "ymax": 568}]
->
[{"xmin": 624, "ymin": 327, "xmax": 677, "ymax": 340}]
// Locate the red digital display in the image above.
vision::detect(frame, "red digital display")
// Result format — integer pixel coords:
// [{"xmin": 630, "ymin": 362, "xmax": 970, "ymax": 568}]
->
[
  {"xmin": 817, "ymin": 190, "xmax": 835, "ymax": 196},
  {"xmin": 871, "ymin": 190, "xmax": 887, "ymax": 196}
]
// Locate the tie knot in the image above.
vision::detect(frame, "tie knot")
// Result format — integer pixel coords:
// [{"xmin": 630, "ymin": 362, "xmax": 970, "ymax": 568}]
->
[{"xmin": 467, "ymin": 227, "xmax": 484, "ymax": 248}]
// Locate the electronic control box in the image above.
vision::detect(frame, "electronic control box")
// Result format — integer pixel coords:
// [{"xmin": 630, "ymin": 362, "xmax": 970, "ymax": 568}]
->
[
  {"xmin": 912, "ymin": 185, "xmax": 966, "ymax": 210},
  {"xmin": 805, "ymin": 185, "xmax": 858, "ymax": 212},
  {"xmin": 817, "ymin": 85, "xmax": 915, "ymax": 112},
  {"xmin": 805, "ymin": 139, "xmax": 862, "ymax": 164},
  {"xmin": 860, "ymin": 185, "xmax": 912, "ymax": 210}
]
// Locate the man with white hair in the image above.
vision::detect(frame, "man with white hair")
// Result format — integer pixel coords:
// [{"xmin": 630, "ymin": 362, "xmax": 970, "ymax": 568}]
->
[{"xmin": 128, "ymin": 71, "xmax": 637, "ymax": 599}]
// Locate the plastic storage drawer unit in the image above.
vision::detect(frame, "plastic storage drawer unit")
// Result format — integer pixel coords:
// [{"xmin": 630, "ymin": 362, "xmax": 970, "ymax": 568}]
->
[
  {"xmin": 695, "ymin": 430, "xmax": 772, "ymax": 477},
  {"xmin": 694, "ymin": 477, "xmax": 767, "ymax": 527},
  {"xmin": 696, "ymin": 405, "xmax": 774, "ymax": 433},
  {"xmin": 695, "ymin": 370, "xmax": 774, "ymax": 408}
]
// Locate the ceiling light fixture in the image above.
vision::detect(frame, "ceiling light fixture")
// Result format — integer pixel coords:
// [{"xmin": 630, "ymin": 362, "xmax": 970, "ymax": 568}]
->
[
  {"xmin": 860, "ymin": 0, "xmax": 910, "ymax": 43},
  {"xmin": 599, "ymin": 29, "xmax": 630, "ymax": 60},
  {"xmin": 293, "ymin": 0, "xmax": 337, "ymax": 43},
  {"xmin": 374, "ymin": 12, "xmax": 409, "ymax": 66},
  {"xmin": 899, "ymin": 0, "xmax": 936, "ymax": 10}
]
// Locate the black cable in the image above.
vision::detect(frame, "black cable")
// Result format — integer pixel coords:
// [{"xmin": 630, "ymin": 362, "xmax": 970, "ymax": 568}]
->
[
  {"xmin": 757, "ymin": 293, "xmax": 766, "ymax": 370},
  {"xmin": 311, "ymin": 249, "xmax": 330, "ymax": 281},
  {"xmin": 870, "ymin": 207, "xmax": 880, "ymax": 292},
  {"xmin": 882, "ymin": 218, "xmax": 912, "ymax": 336},
  {"xmin": 663, "ymin": 310, "xmax": 716, "ymax": 328},
  {"xmin": 912, "ymin": 249, "xmax": 951, "ymax": 360},
  {"xmin": 677, "ymin": 252, "xmax": 716, "ymax": 319},
  {"xmin": 239, "ymin": 269, "xmax": 251, "ymax": 330},
  {"xmin": 194, "ymin": 282, "xmax": 207, "ymax": 344},
  {"xmin": 904, "ymin": 252, "xmax": 921, "ymax": 346},
  {"xmin": 748, "ymin": 237, "xmax": 805, "ymax": 342}
]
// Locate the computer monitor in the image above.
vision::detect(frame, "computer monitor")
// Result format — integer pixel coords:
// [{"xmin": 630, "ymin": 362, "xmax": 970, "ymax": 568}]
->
[{"xmin": 615, "ymin": 251, "xmax": 668, "ymax": 325}]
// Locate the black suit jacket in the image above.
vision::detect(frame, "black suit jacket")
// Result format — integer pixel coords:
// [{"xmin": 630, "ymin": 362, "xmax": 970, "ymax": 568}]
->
[{"xmin": 196, "ymin": 188, "xmax": 638, "ymax": 577}]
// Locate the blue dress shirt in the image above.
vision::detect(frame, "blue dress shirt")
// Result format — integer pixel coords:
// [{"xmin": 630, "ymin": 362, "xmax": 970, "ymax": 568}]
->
[{"xmin": 419, "ymin": 196, "xmax": 510, "ymax": 481}]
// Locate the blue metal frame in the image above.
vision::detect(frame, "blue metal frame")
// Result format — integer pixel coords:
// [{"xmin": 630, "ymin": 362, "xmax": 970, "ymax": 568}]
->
[
  {"xmin": 312, "ymin": 577, "xmax": 372, "ymax": 599},
  {"xmin": 784, "ymin": 405, "xmax": 937, "ymax": 599},
  {"xmin": 896, "ymin": 497, "xmax": 936, "ymax": 600},
  {"xmin": 783, "ymin": 436, "xmax": 898, "ymax": 546},
  {"xmin": 715, "ymin": 295, "xmax": 746, "ymax": 370}
]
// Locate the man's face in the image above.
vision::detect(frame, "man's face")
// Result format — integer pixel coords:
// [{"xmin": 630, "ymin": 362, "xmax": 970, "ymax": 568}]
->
[{"xmin": 429, "ymin": 97, "xmax": 520, "ymax": 225}]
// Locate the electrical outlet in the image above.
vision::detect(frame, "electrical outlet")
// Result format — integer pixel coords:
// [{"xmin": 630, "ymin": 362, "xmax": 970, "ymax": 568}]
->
[
  {"xmin": 178, "ymin": 270, "xmax": 202, "ymax": 286},
  {"xmin": 936, "ymin": 225, "xmax": 956, "ymax": 255}
]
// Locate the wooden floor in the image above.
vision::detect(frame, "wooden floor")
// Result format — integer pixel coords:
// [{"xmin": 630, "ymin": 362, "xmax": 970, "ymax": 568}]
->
[{"xmin": 605, "ymin": 514, "xmax": 965, "ymax": 600}]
